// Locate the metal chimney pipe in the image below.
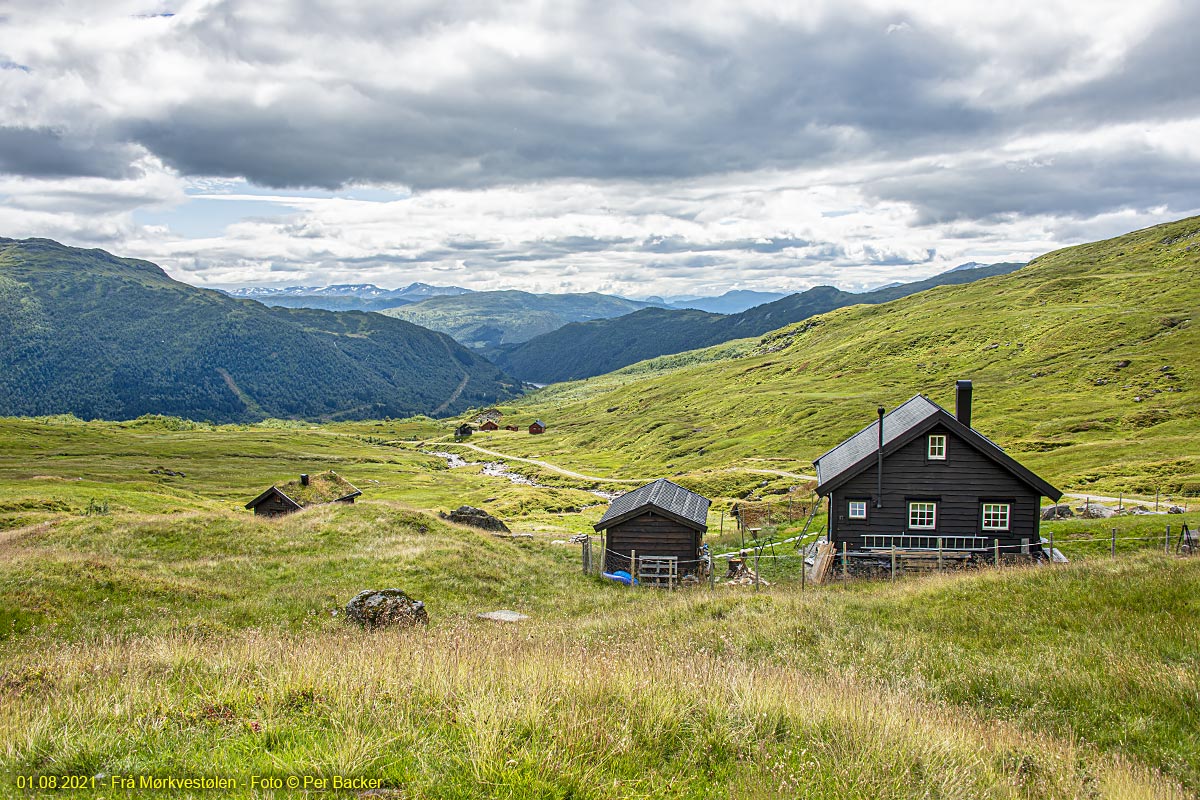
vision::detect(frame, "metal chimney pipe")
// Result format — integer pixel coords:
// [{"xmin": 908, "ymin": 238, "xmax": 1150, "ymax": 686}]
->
[
  {"xmin": 300, "ymin": 473, "xmax": 309, "ymax": 486},
  {"xmin": 956, "ymin": 380, "xmax": 973, "ymax": 428},
  {"xmin": 876, "ymin": 406, "xmax": 885, "ymax": 508}
]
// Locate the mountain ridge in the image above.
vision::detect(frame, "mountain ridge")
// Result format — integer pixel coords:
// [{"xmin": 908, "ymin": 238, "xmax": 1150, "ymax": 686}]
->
[
  {"xmin": 493, "ymin": 262, "xmax": 1025, "ymax": 383},
  {"xmin": 382, "ymin": 289, "xmax": 666, "ymax": 350},
  {"xmin": 0, "ymin": 238, "xmax": 518, "ymax": 422}
]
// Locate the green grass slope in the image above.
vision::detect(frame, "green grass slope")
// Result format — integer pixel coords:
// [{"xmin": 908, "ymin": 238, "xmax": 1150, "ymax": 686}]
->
[
  {"xmin": 0, "ymin": 487, "xmax": 1194, "ymax": 796},
  {"xmin": 481, "ymin": 218, "xmax": 1199, "ymax": 496},
  {"xmin": 382, "ymin": 289, "xmax": 661, "ymax": 350},
  {"xmin": 495, "ymin": 262, "xmax": 1024, "ymax": 383},
  {"xmin": 0, "ymin": 238, "xmax": 519, "ymax": 422}
]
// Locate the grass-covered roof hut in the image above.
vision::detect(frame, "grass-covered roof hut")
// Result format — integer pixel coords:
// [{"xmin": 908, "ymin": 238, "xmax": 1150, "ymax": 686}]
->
[{"xmin": 245, "ymin": 471, "xmax": 362, "ymax": 517}]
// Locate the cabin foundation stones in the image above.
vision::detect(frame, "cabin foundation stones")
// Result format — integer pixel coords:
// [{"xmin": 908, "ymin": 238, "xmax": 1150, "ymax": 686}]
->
[{"xmin": 345, "ymin": 589, "xmax": 428, "ymax": 630}]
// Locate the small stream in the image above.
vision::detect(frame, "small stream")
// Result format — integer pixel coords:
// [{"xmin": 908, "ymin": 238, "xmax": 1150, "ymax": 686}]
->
[{"xmin": 424, "ymin": 450, "xmax": 621, "ymax": 501}]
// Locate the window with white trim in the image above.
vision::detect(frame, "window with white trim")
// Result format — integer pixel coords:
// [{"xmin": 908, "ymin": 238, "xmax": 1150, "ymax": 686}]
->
[
  {"xmin": 981, "ymin": 503, "xmax": 1011, "ymax": 531},
  {"xmin": 908, "ymin": 501, "xmax": 937, "ymax": 529},
  {"xmin": 927, "ymin": 434, "xmax": 947, "ymax": 460},
  {"xmin": 848, "ymin": 500, "xmax": 868, "ymax": 519}
]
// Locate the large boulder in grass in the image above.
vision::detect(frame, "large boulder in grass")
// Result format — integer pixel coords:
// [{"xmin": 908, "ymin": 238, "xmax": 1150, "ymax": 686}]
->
[
  {"xmin": 1041, "ymin": 504, "xmax": 1074, "ymax": 521},
  {"xmin": 345, "ymin": 589, "xmax": 428, "ymax": 630},
  {"xmin": 440, "ymin": 505, "xmax": 511, "ymax": 533}
]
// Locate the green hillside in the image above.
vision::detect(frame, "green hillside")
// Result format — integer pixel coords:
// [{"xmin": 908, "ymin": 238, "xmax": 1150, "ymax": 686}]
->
[
  {"xmin": 495, "ymin": 262, "xmax": 1023, "ymax": 382},
  {"xmin": 473, "ymin": 218, "xmax": 1198, "ymax": 497},
  {"xmin": 0, "ymin": 238, "xmax": 519, "ymax": 422},
  {"xmin": 382, "ymin": 289, "xmax": 661, "ymax": 350}
]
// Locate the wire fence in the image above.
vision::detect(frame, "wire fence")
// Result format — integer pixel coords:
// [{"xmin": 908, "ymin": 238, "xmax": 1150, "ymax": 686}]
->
[{"xmin": 578, "ymin": 521, "xmax": 1197, "ymax": 588}]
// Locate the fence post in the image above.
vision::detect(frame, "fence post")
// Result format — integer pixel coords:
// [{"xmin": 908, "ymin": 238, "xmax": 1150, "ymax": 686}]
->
[
  {"xmin": 631, "ymin": 549, "xmax": 637, "ymax": 584},
  {"xmin": 754, "ymin": 550, "xmax": 760, "ymax": 592},
  {"xmin": 1166, "ymin": 525, "xmax": 1171, "ymax": 555},
  {"xmin": 994, "ymin": 539, "xmax": 1000, "ymax": 568},
  {"xmin": 1156, "ymin": 488, "xmax": 1160, "ymax": 512},
  {"xmin": 1111, "ymin": 528, "xmax": 1117, "ymax": 557},
  {"xmin": 1049, "ymin": 530, "xmax": 1054, "ymax": 563},
  {"xmin": 891, "ymin": 543, "xmax": 897, "ymax": 580},
  {"xmin": 841, "ymin": 541, "xmax": 847, "ymax": 584},
  {"xmin": 937, "ymin": 537, "xmax": 943, "ymax": 572}
]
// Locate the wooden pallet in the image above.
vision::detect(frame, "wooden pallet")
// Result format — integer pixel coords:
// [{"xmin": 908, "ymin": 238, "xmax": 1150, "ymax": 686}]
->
[
  {"xmin": 811, "ymin": 543, "xmax": 835, "ymax": 584},
  {"xmin": 637, "ymin": 556, "xmax": 679, "ymax": 587}
]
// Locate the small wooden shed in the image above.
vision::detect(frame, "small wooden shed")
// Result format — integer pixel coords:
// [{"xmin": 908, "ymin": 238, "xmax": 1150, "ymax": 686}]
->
[
  {"xmin": 504, "ymin": 425, "xmax": 519, "ymax": 431},
  {"xmin": 455, "ymin": 423, "xmax": 474, "ymax": 437},
  {"xmin": 480, "ymin": 420, "xmax": 499, "ymax": 431},
  {"xmin": 245, "ymin": 471, "xmax": 362, "ymax": 517},
  {"xmin": 529, "ymin": 420, "xmax": 546, "ymax": 435},
  {"xmin": 594, "ymin": 479, "xmax": 710, "ymax": 579}
]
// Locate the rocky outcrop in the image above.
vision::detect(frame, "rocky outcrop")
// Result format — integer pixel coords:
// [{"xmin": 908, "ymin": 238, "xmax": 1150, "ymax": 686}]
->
[
  {"xmin": 1077, "ymin": 503, "xmax": 1118, "ymax": 519},
  {"xmin": 345, "ymin": 589, "xmax": 428, "ymax": 630},
  {"xmin": 440, "ymin": 505, "xmax": 510, "ymax": 533},
  {"xmin": 1041, "ymin": 504, "xmax": 1074, "ymax": 520}
]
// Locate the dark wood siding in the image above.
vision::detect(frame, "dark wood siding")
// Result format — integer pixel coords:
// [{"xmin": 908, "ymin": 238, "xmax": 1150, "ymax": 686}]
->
[
  {"xmin": 603, "ymin": 511, "xmax": 702, "ymax": 575},
  {"xmin": 829, "ymin": 424, "xmax": 1041, "ymax": 551},
  {"xmin": 253, "ymin": 493, "xmax": 298, "ymax": 517}
]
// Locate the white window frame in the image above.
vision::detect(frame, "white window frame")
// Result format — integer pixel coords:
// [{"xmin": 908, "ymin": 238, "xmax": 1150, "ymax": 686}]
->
[
  {"xmin": 981, "ymin": 502, "xmax": 1011, "ymax": 531},
  {"xmin": 908, "ymin": 501, "xmax": 937, "ymax": 530},
  {"xmin": 848, "ymin": 500, "xmax": 868, "ymax": 519},
  {"xmin": 927, "ymin": 434, "xmax": 947, "ymax": 460}
]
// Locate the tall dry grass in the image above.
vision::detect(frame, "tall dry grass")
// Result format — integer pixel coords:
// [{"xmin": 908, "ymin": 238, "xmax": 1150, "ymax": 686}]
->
[{"xmin": 2, "ymin": 625, "xmax": 1186, "ymax": 799}]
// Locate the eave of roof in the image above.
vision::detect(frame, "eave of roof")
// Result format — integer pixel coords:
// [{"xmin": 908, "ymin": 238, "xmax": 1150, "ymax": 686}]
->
[
  {"xmin": 593, "ymin": 478, "xmax": 711, "ymax": 532},
  {"xmin": 594, "ymin": 505, "xmax": 708, "ymax": 533},
  {"xmin": 244, "ymin": 486, "xmax": 302, "ymax": 510},
  {"xmin": 813, "ymin": 396, "xmax": 1062, "ymax": 501}
]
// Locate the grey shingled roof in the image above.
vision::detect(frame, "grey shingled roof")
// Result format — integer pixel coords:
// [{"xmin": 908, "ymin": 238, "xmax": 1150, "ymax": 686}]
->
[
  {"xmin": 814, "ymin": 395, "xmax": 940, "ymax": 489},
  {"xmin": 594, "ymin": 478, "xmax": 711, "ymax": 531},
  {"xmin": 813, "ymin": 393, "xmax": 1061, "ymax": 500}
]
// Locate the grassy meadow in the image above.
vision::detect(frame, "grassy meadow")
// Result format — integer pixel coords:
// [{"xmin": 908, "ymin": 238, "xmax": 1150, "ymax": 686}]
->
[{"xmin": 1, "ymin": 413, "xmax": 1198, "ymax": 798}]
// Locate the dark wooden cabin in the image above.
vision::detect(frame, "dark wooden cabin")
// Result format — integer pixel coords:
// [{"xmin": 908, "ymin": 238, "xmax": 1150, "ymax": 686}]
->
[
  {"xmin": 504, "ymin": 425, "xmax": 519, "ymax": 431},
  {"xmin": 245, "ymin": 471, "xmax": 362, "ymax": 517},
  {"xmin": 594, "ymin": 479, "xmax": 710, "ymax": 578},
  {"xmin": 455, "ymin": 423, "xmax": 474, "ymax": 437},
  {"xmin": 813, "ymin": 381, "xmax": 1061, "ymax": 558},
  {"xmin": 480, "ymin": 420, "xmax": 499, "ymax": 431},
  {"xmin": 529, "ymin": 420, "xmax": 546, "ymax": 434}
]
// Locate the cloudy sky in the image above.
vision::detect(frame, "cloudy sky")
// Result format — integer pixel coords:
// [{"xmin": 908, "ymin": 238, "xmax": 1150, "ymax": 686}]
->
[{"xmin": 1, "ymin": 0, "xmax": 1198, "ymax": 298}]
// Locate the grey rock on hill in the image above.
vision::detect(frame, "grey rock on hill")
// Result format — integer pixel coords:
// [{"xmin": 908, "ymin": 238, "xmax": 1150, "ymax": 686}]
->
[{"xmin": 345, "ymin": 589, "xmax": 428, "ymax": 630}]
